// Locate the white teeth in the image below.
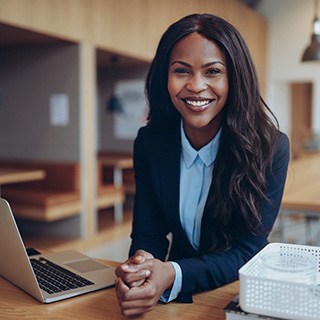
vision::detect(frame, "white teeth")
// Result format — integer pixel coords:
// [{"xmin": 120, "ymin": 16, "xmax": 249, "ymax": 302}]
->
[{"xmin": 185, "ymin": 100, "xmax": 210, "ymax": 107}]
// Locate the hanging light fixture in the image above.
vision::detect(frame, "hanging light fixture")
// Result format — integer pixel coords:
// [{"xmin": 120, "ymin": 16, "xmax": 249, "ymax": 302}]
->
[{"xmin": 301, "ymin": 0, "xmax": 320, "ymax": 62}]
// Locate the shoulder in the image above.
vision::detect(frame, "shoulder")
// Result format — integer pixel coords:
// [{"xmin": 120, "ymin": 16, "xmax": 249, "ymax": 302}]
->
[
  {"xmin": 136, "ymin": 124, "xmax": 179, "ymax": 137},
  {"xmin": 277, "ymin": 132, "xmax": 290, "ymax": 152},
  {"xmin": 135, "ymin": 124, "xmax": 180, "ymax": 150},
  {"xmin": 274, "ymin": 132, "xmax": 290, "ymax": 160},
  {"xmin": 136, "ymin": 125, "xmax": 154, "ymax": 140},
  {"xmin": 133, "ymin": 124, "xmax": 181, "ymax": 170},
  {"xmin": 134, "ymin": 125, "xmax": 160, "ymax": 151},
  {"xmin": 269, "ymin": 131, "xmax": 290, "ymax": 174}
]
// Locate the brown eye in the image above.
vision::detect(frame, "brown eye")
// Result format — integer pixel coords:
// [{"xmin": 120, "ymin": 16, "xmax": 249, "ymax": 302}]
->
[
  {"xmin": 174, "ymin": 67, "xmax": 190, "ymax": 74},
  {"xmin": 206, "ymin": 68, "xmax": 220, "ymax": 75}
]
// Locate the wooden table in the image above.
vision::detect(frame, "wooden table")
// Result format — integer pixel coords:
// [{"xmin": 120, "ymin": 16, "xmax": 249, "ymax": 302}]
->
[
  {"xmin": 280, "ymin": 152, "xmax": 320, "ymax": 244},
  {"xmin": 0, "ymin": 167, "xmax": 45, "ymax": 196},
  {"xmin": 0, "ymin": 260, "xmax": 239, "ymax": 320}
]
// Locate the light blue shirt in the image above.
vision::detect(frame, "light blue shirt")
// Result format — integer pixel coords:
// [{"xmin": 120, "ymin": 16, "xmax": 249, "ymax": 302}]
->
[{"xmin": 161, "ymin": 122, "xmax": 221, "ymax": 302}]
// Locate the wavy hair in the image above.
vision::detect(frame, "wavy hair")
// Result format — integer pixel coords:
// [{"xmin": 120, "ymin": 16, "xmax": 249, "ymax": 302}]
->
[{"xmin": 146, "ymin": 13, "xmax": 280, "ymax": 252}]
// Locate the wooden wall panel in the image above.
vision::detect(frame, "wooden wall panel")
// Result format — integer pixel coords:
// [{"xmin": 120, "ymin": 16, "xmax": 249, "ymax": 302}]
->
[
  {"xmin": 91, "ymin": 0, "xmax": 198, "ymax": 59},
  {"xmin": 0, "ymin": 0, "xmax": 267, "ymax": 87},
  {"xmin": 0, "ymin": 0, "xmax": 91, "ymax": 41},
  {"xmin": 230, "ymin": 1, "xmax": 268, "ymax": 94}
]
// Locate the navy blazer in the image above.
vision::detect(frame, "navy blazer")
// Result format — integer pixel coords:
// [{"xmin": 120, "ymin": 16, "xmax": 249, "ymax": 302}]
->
[{"xmin": 129, "ymin": 124, "xmax": 290, "ymax": 302}]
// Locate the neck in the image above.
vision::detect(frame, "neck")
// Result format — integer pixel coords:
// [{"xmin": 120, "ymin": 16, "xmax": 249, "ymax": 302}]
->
[
  {"xmin": 184, "ymin": 125, "xmax": 220, "ymax": 151},
  {"xmin": 183, "ymin": 117, "xmax": 222, "ymax": 150}
]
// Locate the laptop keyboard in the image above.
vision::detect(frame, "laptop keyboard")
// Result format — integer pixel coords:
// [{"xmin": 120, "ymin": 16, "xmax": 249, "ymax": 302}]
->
[{"xmin": 30, "ymin": 257, "xmax": 94, "ymax": 294}]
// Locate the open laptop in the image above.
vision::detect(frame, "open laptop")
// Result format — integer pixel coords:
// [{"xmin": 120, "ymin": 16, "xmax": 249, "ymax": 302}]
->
[{"xmin": 0, "ymin": 198, "xmax": 116, "ymax": 303}]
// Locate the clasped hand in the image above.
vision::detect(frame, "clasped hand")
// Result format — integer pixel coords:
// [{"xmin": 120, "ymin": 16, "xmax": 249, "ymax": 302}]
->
[{"xmin": 114, "ymin": 250, "xmax": 175, "ymax": 317}]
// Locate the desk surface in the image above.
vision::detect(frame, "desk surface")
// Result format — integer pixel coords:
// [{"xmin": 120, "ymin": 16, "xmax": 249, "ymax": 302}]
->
[
  {"xmin": 0, "ymin": 167, "xmax": 45, "ymax": 185},
  {"xmin": 281, "ymin": 153, "xmax": 320, "ymax": 211},
  {"xmin": 0, "ymin": 260, "xmax": 238, "ymax": 320}
]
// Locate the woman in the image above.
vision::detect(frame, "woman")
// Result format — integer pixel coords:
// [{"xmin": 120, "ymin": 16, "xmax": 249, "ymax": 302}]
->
[{"xmin": 115, "ymin": 13, "xmax": 290, "ymax": 316}]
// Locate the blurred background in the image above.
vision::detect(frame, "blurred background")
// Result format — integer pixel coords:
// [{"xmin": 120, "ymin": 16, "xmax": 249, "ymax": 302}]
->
[{"xmin": 0, "ymin": 0, "xmax": 319, "ymax": 261}]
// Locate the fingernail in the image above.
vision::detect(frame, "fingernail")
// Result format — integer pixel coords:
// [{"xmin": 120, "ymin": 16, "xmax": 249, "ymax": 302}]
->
[{"xmin": 145, "ymin": 270, "xmax": 151, "ymax": 276}]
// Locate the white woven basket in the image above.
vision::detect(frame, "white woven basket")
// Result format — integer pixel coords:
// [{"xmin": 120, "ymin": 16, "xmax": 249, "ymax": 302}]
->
[{"xmin": 239, "ymin": 242, "xmax": 320, "ymax": 320}]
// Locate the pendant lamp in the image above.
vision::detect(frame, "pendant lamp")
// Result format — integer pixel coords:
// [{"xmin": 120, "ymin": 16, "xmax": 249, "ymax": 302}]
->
[{"xmin": 301, "ymin": 0, "xmax": 320, "ymax": 62}]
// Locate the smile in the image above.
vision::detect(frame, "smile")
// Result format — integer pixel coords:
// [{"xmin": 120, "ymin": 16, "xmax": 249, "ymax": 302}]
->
[
  {"xmin": 186, "ymin": 99, "xmax": 210, "ymax": 107},
  {"xmin": 182, "ymin": 98, "xmax": 214, "ymax": 109}
]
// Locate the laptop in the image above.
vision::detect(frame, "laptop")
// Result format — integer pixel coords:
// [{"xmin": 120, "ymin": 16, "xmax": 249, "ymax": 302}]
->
[{"xmin": 0, "ymin": 197, "xmax": 116, "ymax": 303}]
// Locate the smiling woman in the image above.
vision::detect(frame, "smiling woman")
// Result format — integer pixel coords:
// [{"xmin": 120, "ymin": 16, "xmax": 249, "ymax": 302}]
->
[{"xmin": 114, "ymin": 13, "xmax": 290, "ymax": 317}]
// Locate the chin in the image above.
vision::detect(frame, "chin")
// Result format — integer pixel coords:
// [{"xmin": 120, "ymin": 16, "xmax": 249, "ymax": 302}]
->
[{"xmin": 189, "ymin": 118, "xmax": 213, "ymax": 128}]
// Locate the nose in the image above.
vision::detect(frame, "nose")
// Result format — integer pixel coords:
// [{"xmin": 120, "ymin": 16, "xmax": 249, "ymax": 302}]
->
[{"xmin": 185, "ymin": 74, "xmax": 207, "ymax": 93}]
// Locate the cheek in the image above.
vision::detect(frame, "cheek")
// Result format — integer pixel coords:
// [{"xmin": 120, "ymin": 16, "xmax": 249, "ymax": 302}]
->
[
  {"xmin": 223, "ymin": 80, "xmax": 229, "ymax": 96},
  {"xmin": 167, "ymin": 78, "xmax": 180, "ymax": 101},
  {"xmin": 221, "ymin": 85, "xmax": 229, "ymax": 101},
  {"xmin": 212, "ymin": 80, "xmax": 229, "ymax": 99}
]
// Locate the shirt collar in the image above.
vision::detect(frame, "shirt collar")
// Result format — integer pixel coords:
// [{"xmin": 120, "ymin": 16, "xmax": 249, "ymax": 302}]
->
[{"xmin": 181, "ymin": 121, "xmax": 221, "ymax": 169}]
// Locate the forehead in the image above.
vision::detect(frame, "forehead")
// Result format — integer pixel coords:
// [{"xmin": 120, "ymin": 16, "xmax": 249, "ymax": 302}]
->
[{"xmin": 169, "ymin": 32, "xmax": 226, "ymax": 64}]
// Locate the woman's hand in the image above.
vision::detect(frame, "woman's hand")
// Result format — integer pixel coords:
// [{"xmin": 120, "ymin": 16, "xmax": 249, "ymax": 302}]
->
[
  {"xmin": 115, "ymin": 250, "xmax": 176, "ymax": 317},
  {"xmin": 115, "ymin": 250, "xmax": 154, "ymax": 288}
]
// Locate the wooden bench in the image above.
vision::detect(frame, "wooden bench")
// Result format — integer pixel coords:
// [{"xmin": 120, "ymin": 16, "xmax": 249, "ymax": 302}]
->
[
  {"xmin": 0, "ymin": 160, "xmax": 81, "ymax": 222},
  {"xmin": 0, "ymin": 159, "xmax": 126, "ymax": 223}
]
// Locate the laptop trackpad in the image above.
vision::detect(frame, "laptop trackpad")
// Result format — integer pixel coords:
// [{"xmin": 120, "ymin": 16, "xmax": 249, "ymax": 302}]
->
[{"xmin": 65, "ymin": 259, "xmax": 109, "ymax": 273}]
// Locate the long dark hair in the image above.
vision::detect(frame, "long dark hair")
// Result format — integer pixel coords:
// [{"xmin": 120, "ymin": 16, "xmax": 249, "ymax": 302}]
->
[{"xmin": 146, "ymin": 13, "xmax": 280, "ymax": 251}]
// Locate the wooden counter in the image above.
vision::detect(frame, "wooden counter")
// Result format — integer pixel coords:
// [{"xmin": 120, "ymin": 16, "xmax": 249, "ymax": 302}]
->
[
  {"xmin": 280, "ymin": 152, "xmax": 320, "ymax": 244},
  {"xmin": 0, "ymin": 260, "xmax": 238, "ymax": 320}
]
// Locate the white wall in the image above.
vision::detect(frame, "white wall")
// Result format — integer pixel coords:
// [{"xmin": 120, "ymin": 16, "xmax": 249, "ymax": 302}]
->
[
  {"xmin": 97, "ymin": 64, "xmax": 149, "ymax": 153},
  {"xmin": 0, "ymin": 44, "xmax": 80, "ymax": 161},
  {"xmin": 258, "ymin": 0, "xmax": 320, "ymax": 136}
]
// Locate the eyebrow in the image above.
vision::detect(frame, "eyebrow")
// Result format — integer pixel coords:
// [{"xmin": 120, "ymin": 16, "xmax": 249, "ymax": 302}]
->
[{"xmin": 169, "ymin": 60, "xmax": 226, "ymax": 67}]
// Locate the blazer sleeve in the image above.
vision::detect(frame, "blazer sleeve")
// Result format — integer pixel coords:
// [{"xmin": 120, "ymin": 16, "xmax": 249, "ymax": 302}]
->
[
  {"xmin": 129, "ymin": 127, "xmax": 171, "ymax": 260},
  {"xmin": 175, "ymin": 133, "xmax": 290, "ymax": 302}
]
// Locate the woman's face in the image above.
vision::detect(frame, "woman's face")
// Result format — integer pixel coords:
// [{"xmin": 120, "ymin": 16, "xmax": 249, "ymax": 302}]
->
[{"xmin": 168, "ymin": 32, "xmax": 229, "ymax": 149}]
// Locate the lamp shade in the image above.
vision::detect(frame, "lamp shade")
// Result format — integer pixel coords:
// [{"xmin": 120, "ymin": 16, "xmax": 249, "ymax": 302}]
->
[
  {"xmin": 301, "ymin": 33, "xmax": 320, "ymax": 61},
  {"xmin": 302, "ymin": 0, "xmax": 320, "ymax": 62}
]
